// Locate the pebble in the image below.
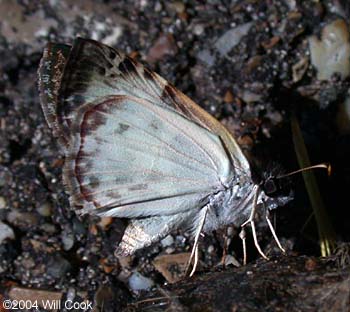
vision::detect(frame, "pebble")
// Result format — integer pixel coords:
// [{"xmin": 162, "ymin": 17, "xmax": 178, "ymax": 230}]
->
[
  {"xmin": 161, "ymin": 235, "xmax": 174, "ymax": 247},
  {"xmin": 47, "ymin": 254, "xmax": 71, "ymax": 279},
  {"xmin": 40, "ymin": 223, "xmax": 57, "ymax": 234},
  {"xmin": 36, "ymin": 201, "xmax": 53, "ymax": 217},
  {"xmin": 240, "ymin": 89, "xmax": 263, "ymax": 103},
  {"xmin": 7, "ymin": 211, "xmax": 39, "ymax": 227},
  {"xmin": 165, "ymin": 247, "xmax": 175, "ymax": 254},
  {"xmin": 175, "ymin": 235, "xmax": 187, "ymax": 246},
  {"xmin": 21, "ymin": 257, "xmax": 35, "ymax": 270},
  {"xmin": 146, "ymin": 33, "xmax": 177, "ymax": 63},
  {"xmin": 0, "ymin": 221, "xmax": 15, "ymax": 243},
  {"xmin": 215, "ymin": 22, "xmax": 253, "ymax": 56},
  {"xmin": 168, "ymin": 1, "xmax": 185, "ymax": 14},
  {"xmin": 128, "ymin": 272, "xmax": 154, "ymax": 291},
  {"xmin": 117, "ymin": 255, "xmax": 133, "ymax": 270},
  {"xmin": 153, "ymin": 252, "xmax": 190, "ymax": 283},
  {"xmin": 72, "ymin": 219, "xmax": 87, "ymax": 236},
  {"xmin": 309, "ymin": 19, "xmax": 350, "ymax": 80},
  {"xmin": 224, "ymin": 255, "xmax": 241, "ymax": 267},
  {"xmin": 61, "ymin": 232, "xmax": 75, "ymax": 251},
  {"xmin": 197, "ymin": 49, "xmax": 215, "ymax": 67},
  {"xmin": 0, "ymin": 196, "xmax": 6, "ymax": 209},
  {"xmin": 193, "ymin": 24, "xmax": 205, "ymax": 36},
  {"xmin": 207, "ymin": 245, "xmax": 215, "ymax": 254}
]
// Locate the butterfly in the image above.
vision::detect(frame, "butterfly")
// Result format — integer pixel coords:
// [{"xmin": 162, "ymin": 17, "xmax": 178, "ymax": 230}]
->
[{"xmin": 38, "ymin": 38, "xmax": 293, "ymax": 276}]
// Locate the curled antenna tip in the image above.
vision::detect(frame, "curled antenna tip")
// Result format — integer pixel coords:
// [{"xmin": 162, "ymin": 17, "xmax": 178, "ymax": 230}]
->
[{"xmin": 326, "ymin": 163, "xmax": 332, "ymax": 176}]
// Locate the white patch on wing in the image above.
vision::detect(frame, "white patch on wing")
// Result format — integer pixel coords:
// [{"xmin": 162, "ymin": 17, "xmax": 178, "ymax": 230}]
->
[{"xmin": 70, "ymin": 95, "xmax": 233, "ymax": 217}]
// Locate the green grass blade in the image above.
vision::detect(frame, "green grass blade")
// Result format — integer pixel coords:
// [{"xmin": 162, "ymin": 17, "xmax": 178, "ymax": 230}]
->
[{"xmin": 291, "ymin": 115, "xmax": 336, "ymax": 256}]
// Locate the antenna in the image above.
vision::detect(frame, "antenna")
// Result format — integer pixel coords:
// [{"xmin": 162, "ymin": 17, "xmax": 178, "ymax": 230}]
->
[{"xmin": 276, "ymin": 163, "xmax": 331, "ymax": 179}]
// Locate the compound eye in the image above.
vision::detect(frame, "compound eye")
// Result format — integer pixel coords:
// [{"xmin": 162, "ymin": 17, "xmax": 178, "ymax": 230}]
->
[{"xmin": 264, "ymin": 179, "xmax": 277, "ymax": 195}]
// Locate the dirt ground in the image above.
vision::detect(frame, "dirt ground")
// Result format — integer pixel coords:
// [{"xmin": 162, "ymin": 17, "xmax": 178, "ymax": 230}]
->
[{"xmin": 0, "ymin": 1, "xmax": 349, "ymax": 311}]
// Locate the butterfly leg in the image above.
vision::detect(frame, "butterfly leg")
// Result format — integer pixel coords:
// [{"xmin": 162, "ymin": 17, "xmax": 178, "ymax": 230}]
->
[
  {"xmin": 265, "ymin": 207, "xmax": 285, "ymax": 253},
  {"xmin": 239, "ymin": 227, "xmax": 247, "ymax": 265},
  {"xmin": 241, "ymin": 185, "xmax": 269, "ymax": 261},
  {"xmin": 185, "ymin": 204, "xmax": 209, "ymax": 277}
]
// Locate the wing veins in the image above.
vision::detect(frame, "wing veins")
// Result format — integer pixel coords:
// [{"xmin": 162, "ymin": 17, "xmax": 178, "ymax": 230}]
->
[
  {"xmin": 84, "ymin": 180, "xmax": 212, "ymax": 197},
  {"xmin": 95, "ymin": 109, "xmax": 217, "ymax": 174},
  {"xmin": 95, "ymin": 190, "xmax": 208, "ymax": 212},
  {"xmin": 131, "ymin": 98, "xmax": 220, "ymax": 172}
]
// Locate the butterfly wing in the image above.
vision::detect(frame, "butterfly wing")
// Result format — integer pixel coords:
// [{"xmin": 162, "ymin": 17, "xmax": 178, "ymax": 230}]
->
[
  {"xmin": 116, "ymin": 210, "xmax": 196, "ymax": 256},
  {"xmin": 64, "ymin": 93, "xmax": 232, "ymax": 217},
  {"xmin": 38, "ymin": 43, "xmax": 72, "ymax": 148},
  {"xmin": 38, "ymin": 38, "xmax": 239, "ymax": 218}
]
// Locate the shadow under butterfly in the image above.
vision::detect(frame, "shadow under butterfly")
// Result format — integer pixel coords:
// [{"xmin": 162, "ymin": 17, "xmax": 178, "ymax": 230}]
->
[{"xmin": 38, "ymin": 38, "xmax": 299, "ymax": 276}]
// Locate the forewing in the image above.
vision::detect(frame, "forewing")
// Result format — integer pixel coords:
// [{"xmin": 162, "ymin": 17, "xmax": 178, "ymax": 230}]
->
[
  {"xmin": 49, "ymin": 38, "xmax": 250, "ymax": 174},
  {"xmin": 38, "ymin": 38, "xmax": 240, "ymax": 217}
]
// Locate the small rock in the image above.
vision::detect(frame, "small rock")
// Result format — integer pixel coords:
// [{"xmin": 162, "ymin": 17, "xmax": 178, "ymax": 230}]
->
[
  {"xmin": 161, "ymin": 235, "xmax": 174, "ymax": 247},
  {"xmin": 223, "ymin": 90, "xmax": 234, "ymax": 103},
  {"xmin": 21, "ymin": 257, "xmax": 35, "ymax": 270},
  {"xmin": 197, "ymin": 49, "xmax": 216, "ymax": 67},
  {"xmin": 117, "ymin": 255, "xmax": 133, "ymax": 270},
  {"xmin": 102, "ymin": 26, "xmax": 123, "ymax": 46},
  {"xmin": 61, "ymin": 232, "xmax": 75, "ymax": 251},
  {"xmin": 240, "ymin": 89, "xmax": 263, "ymax": 103},
  {"xmin": 72, "ymin": 219, "xmax": 87, "ymax": 236},
  {"xmin": 224, "ymin": 255, "xmax": 241, "ymax": 267},
  {"xmin": 0, "ymin": 168, "xmax": 11, "ymax": 187},
  {"xmin": 261, "ymin": 36, "xmax": 280, "ymax": 50},
  {"xmin": 165, "ymin": 247, "xmax": 175, "ymax": 254},
  {"xmin": 154, "ymin": 2, "xmax": 162, "ymax": 12},
  {"xmin": 37, "ymin": 201, "xmax": 53, "ymax": 217},
  {"xmin": 0, "ymin": 221, "xmax": 15, "ymax": 243},
  {"xmin": 215, "ymin": 22, "xmax": 253, "ymax": 56},
  {"xmin": 0, "ymin": 196, "xmax": 6, "ymax": 209},
  {"xmin": 292, "ymin": 57, "xmax": 309, "ymax": 83},
  {"xmin": 99, "ymin": 258, "xmax": 116, "ymax": 274},
  {"xmin": 168, "ymin": 1, "xmax": 185, "ymax": 14},
  {"xmin": 7, "ymin": 211, "xmax": 39, "ymax": 228},
  {"xmin": 175, "ymin": 235, "xmax": 187, "ymax": 246},
  {"xmin": 207, "ymin": 245, "xmax": 215, "ymax": 254},
  {"xmin": 40, "ymin": 223, "xmax": 57, "ymax": 234},
  {"xmin": 153, "ymin": 252, "xmax": 190, "ymax": 283},
  {"xmin": 147, "ymin": 33, "xmax": 178, "ymax": 63},
  {"xmin": 193, "ymin": 24, "xmax": 205, "ymax": 36},
  {"xmin": 284, "ymin": 0, "xmax": 297, "ymax": 10},
  {"xmin": 47, "ymin": 254, "xmax": 71, "ymax": 279},
  {"xmin": 305, "ymin": 257, "xmax": 318, "ymax": 271},
  {"xmin": 128, "ymin": 272, "xmax": 154, "ymax": 291},
  {"xmin": 309, "ymin": 19, "xmax": 350, "ymax": 80},
  {"xmin": 89, "ymin": 224, "xmax": 98, "ymax": 235}
]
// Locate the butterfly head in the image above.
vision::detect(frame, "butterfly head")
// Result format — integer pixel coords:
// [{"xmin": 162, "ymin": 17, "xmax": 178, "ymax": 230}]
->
[{"xmin": 258, "ymin": 165, "xmax": 294, "ymax": 210}]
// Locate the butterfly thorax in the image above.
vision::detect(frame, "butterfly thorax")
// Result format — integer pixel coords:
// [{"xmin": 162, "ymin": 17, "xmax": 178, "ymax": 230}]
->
[{"xmin": 203, "ymin": 177, "xmax": 256, "ymax": 233}]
